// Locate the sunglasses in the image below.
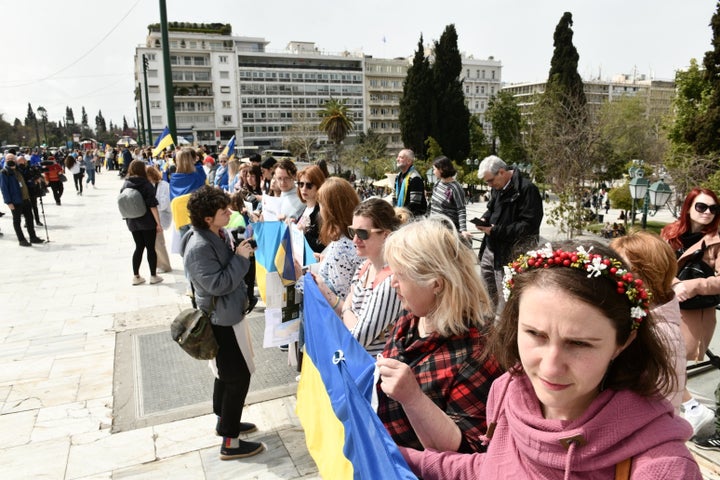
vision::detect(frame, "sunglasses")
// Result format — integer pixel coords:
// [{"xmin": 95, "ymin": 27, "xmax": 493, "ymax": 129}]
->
[
  {"xmin": 347, "ymin": 227, "xmax": 384, "ymax": 240},
  {"xmin": 298, "ymin": 181, "xmax": 315, "ymax": 189},
  {"xmin": 694, "ymin": 202, "xmax": 720, "ymax": 215}
]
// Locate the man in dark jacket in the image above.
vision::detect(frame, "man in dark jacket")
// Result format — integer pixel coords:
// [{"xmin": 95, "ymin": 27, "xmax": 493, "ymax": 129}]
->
[
  {"xmin": 0, "ymin": 153, "xmax": 45, "ymax": 246},
  {"xmin": 476, "ymin": 155, "xmax": 543, "ymax": 312},
  {"xmin": 393, "ymin": 148, "xmax": 427, "ymax": 217}
]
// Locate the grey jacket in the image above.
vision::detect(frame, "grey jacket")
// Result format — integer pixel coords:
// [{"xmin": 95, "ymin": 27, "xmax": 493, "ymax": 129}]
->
[{"xmin": 180, "ymin": 227, "xmax": 249, "ymax": 326}]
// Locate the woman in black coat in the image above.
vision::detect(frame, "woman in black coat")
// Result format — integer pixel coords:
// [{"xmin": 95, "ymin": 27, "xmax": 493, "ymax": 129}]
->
[{"xmin": 121, "ymin": 160, "xmax": 163, "ymax": 285}]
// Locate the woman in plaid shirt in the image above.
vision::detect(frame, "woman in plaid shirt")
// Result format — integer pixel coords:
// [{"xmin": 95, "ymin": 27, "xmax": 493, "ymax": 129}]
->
[{"xmin": 376, "ymin": 218, "xmax": 502, "ymax": 453}]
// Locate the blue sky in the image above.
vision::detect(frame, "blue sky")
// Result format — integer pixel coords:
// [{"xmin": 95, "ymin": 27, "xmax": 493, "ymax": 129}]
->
[{"xmin": 0, "ymin": 0, "xmax": 715, "ymax": 127}]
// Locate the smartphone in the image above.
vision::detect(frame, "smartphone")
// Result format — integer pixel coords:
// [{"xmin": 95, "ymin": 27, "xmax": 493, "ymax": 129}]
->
[{"xmin": 470, "ymin": 217, "xmax": 489, "ymax": 227}]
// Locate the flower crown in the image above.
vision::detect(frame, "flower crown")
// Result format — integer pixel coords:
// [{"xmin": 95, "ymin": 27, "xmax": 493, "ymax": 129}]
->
[{"xmin": 503, "ymin": 244, "xmax": 651, "ymax": 330}]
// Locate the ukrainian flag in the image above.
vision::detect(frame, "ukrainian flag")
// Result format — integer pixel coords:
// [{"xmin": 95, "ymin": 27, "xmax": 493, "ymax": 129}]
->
[
  {"xmin": 220, "ymin": 135, "xmax": 236, "ymax": 160},
  {"xmin": 253, "ymin": 221, "xmax": 285, "ymax": 304},
  {"xmin": 152, "ymin": 126, "xmax": 174, "ymax": 157},
  {"xmin": 296, "ymin": 273, "xmax": 416, "ymax": 480},
  {"xmin": 274, "ymin": 223, "xmax": 296, "ymax": 286}
]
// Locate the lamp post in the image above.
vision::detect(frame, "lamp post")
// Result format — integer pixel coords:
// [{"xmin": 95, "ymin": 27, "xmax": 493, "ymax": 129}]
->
[
  {"xmin": 628, "ymin": 168, "xmax": 649, "ymax": 228},
  {"xmin": 37, "ymin": 106, "xmax": 47, "ymax": 146},
  {"xmin": 648, "ymin": 179, "xmax": 673, "ymax": 217}
]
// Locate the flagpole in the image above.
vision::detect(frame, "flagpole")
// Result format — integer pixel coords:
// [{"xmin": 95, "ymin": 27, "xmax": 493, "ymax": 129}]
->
[{"xmin": 159, "ymin": 0, "xmax": 177, "ymax": 143}]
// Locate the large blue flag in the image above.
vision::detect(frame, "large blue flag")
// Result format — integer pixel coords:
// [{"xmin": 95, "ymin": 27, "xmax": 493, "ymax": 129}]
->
[
  {"xmin": 152, "ymin": 126, "xmax": 174, "ymax": 157},
  {"xmin": 296, "ymin": 272, "xmax": 415, "ymax": 480}
]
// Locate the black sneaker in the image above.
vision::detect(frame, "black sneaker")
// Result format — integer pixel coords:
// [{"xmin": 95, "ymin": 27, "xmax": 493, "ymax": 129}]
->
[
  {"xmin": 279, "ymin": 344, "xmax": 288, "ymax": 352},
  {"xmin": 30, "ymin": 237, "xmax": 45, "ymax": 244},
  {"xmin": 215, "ymin": 418, "xmax": 257, "ymax": 436},
  {"xmin": 19, "ymin": 240, "xmax": 31, "ymax": 247},
  {"xmin": 695, "ymin": 432, "xmax": 720, "ymax": 451},
  {"xmin": 219, "ymin": 439, "xmax": 265, "ymax": 460}
]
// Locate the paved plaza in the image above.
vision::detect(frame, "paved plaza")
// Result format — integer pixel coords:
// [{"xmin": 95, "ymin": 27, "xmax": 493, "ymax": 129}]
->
[{"xmin": 0, "ymin": 172, "xmax": 719, "ymax": 479}]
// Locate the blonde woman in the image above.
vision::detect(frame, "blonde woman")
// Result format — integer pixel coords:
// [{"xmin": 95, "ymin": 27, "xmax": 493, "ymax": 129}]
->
[{"xmin": 375, "ymin": 218, "xmax": 501, "ymax": 453}]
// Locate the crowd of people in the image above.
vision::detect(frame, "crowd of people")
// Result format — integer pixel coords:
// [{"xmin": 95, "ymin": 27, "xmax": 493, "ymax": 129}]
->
[{"xmin": 5, "ymin": 139, "xmax": 719, "ymax": 476}]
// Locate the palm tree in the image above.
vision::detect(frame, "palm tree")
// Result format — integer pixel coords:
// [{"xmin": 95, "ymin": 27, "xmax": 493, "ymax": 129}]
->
[{"xmin": 319, "ymin": 97, "xmax": 354, "ymax": 173}]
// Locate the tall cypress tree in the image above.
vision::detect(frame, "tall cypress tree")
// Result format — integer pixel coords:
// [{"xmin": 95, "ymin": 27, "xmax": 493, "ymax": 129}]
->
[
  {"xmin": 431, "ymin": 24, "xmax": 470, "ymax": 162},
  {"xmin": 547, "ymin": 12, "xmax": 586, "ymax": 109},
  {"xmin": 695, "ymin": 2, "xmax": 720, "ymax": 155},
  {"xmin": 399, "ymin": 35, "xmax": 432, "ymax": 158}
]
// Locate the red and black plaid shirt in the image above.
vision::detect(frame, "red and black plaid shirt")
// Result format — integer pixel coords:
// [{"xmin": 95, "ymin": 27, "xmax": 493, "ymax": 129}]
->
[{"xmin": 377, "ymin": 312, "xmax": 502, "ymax": 453}]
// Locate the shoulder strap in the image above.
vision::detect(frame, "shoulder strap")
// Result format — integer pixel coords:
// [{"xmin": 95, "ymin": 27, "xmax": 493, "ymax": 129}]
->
[{"xmin": 614, "ymin": 457, "xmax": 632, "ymax": 480}]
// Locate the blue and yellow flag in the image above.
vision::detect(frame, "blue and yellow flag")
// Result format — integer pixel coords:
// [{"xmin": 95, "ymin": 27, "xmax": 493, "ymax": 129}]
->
[
  {"xmin": 152, "ymin": 126, "xmax": 174, "ymax": 157},
  {"xmin": 220, "ymin": 135, "xmax": 236, "ymax": 160},
  {"xmin": 274, "ymin": 224, "xmax": 296, "ymax": 286},
  {"xmin": 296, "ymin": 273, "xmax": 415, "ymax": 480}
]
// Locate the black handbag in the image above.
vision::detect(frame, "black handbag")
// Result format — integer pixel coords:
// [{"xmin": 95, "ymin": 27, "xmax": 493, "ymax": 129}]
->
[
  {"xmin": 677, "ymin": 243, "xmax": 720, "ymax": 310},
  {"xmin": 170, "ymin": 284, "xmax": 219, "ymax": 360},
  {"xmin": 58, "ymin": 173, "xmax": 67, "ymax": 182}
]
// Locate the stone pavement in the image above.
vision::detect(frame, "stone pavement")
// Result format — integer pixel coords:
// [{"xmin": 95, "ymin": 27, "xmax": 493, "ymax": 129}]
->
[{"xmin": 0, "ymin": 174, "xmax": 719, "ymax": 479}]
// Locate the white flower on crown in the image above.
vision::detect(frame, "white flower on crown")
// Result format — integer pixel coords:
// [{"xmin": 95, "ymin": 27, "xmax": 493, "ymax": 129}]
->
[
  {"xmin": 630, "ymin": 306, "xmax": 647, "ymax": 320},
  {"xmin": 586, "ymin": 255, "xmax": 607, "ymax": 278}
]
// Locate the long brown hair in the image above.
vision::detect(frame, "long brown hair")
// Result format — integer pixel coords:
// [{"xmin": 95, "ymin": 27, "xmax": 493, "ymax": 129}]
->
[
  {"xmin": 490, "ymin": 241, "xmax": 676, "ymax": 398},
  {"xmin": 317, "ymin": 177, "xmax": 359, "ymax": 244}
]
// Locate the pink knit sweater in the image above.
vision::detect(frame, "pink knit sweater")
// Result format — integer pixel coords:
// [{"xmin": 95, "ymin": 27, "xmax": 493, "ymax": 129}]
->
[{"xmin": 402, "ymin": 372, "xmax": 701, "ymax": 480}]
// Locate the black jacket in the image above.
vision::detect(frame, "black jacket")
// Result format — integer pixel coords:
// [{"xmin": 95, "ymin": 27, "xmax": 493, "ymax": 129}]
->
[{"xmin": 480, "ymin": 169, "xmax": 543, "ymax": 269}]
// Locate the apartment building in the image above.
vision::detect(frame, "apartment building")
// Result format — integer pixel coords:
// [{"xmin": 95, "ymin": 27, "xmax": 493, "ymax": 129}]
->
[
  {"xmin": 502, "ymin": 74, "xmax": 675, "ymax": 120},
  {"xmin": 135, "ymin": 23, "xmax": 500, "ymax": 154}
]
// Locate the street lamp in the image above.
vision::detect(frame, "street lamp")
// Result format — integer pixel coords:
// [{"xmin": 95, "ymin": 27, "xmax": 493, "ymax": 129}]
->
[
  {"xmin": 426, "ymin": 167, "xmax": 437, "ymax": 186},
  {"xmin": 628, "ymin": 169, "xmax": 649, "ymax": 228},
  {"xmin": 648, "ymin": 179, "xmax": 672, "ymax": 214},
  {"xmin": 37, "ymin": 106, "xmax": 48, "ymax": 146}
]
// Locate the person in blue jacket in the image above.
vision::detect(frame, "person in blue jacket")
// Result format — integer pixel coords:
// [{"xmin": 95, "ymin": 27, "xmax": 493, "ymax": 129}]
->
[{"xmin": 0, "ymin": 153, "xmax": 45, "ymax": 246}]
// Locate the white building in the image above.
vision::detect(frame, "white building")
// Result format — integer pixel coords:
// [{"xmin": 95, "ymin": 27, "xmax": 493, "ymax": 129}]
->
[{"xmin": 461, "ymin": 54, "xmax": 502, "ymax": 138}]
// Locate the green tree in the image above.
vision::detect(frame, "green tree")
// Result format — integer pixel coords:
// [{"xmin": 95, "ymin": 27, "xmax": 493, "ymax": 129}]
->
[
  {"xmin": 400, "ymin": 35, "xmax": 432, "ymax": 158},
  {"xmin": 65, "ymin": 106, "xmax": 76, "ymax": 132},
  {"xmin": 319, "ymin": 97, "xmax": 355, "ymax": 172},
  {"xmin": 486, "ymin": 90, "xmax": 526, "ymax": 164},
  {"xmin": 95, "ymin": 110, "xmax": 107, "ymax": 133},
  {"xmin": 694, "ymin": 2, "xmax": 720, "ymax": 155},
  {"xmin": 468, "ymin": 114, "xmax": 492, "ymax": 162},
  {"xmin": 355, "ymin": 129, "xmax": 388, "ymax": 161},
  {"xmin": 548, "ymin": 12, "xmax": 586, "ymax": 109},
  {"xmin": 431, "ymin": 24, "xmax": 470, "ymax": 162},
  {"xmin": 529, "ymin": 11, "xmax": 596, "ymax": 237}
]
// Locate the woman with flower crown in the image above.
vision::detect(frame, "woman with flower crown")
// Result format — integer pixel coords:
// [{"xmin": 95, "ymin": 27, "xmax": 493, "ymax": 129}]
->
[{"xmin": 400, "ymin": 241, "xmax": 701, "ymax": 479}]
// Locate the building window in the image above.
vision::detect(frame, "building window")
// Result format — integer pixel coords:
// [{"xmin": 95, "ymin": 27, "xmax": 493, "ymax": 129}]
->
[
  {"xmin": 492, "ymin": 70, "xmax": 496, "ymax": 79},
  {"xmin": 146, "ymin": 53, "xmax": 156, "ymax": 61},
  {"xmin": 219, "ymin": 55, "xmax": 228, "ymax": 63},
  {"xmin": 219, "ymin": 71, "xmax": 229, "ymax": 79},
  {"xmin": 223, "ymin": 115, "xmax": 232, "ymax": 124},
  {"xmin": 467, "ymin": 69, "xmax": 470, "ymax": 78},
  {"xmin": 149, "ymin": 85, "xmax": 160, "ymax": 93},
  {"xmin": 222, "ymin": 100, "xmax": 231, "ymax": 108},
  {"xmin": 482, "ymin": 70, "xmax": 486, "ymax": 79},
  {"xmin": 475, "ymin": 86, "xmax": 479, "ymax": 94},
  {"xmin": 148, "ymin": 69, "xmax": 158, "ymax": 78},
  {"xmin": 465, "ymin": 85, "xmax": 469, "ymax": 94},
  {"xmin": 481, "ymin": 86, "xmax": 485, "ymax": 94},
  {"xmin": 220, "ymin": 86, "xmax": 231, "ymax": 94},
  {"xmin": 150, "ymin": 101, "xmax": 161, "ymax": 109}
]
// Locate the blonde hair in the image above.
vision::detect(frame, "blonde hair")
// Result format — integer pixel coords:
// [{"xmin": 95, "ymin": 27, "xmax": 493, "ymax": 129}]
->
[
  {"xmin": 611, "ymin": 230, "xmax": 678, "ymax": 305},
  {"xmin": 384, "ymin": 218, "xmax": 493, "ymax": 336},
  {"xmin": 175, "ymin": 147, "xmax": 196, "ymax": 173}
]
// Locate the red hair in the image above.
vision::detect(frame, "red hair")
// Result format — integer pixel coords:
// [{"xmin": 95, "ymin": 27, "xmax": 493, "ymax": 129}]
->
[{"xmin": 661, "ymin": 187, "xmax": 720, "ymax": 250}]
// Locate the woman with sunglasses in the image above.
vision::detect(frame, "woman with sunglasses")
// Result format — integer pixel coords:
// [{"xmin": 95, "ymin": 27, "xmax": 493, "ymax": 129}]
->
[
  {"xmin": 661, "ymin": 187, "xmax": 720, "ymax": 438},
  {"xmin": 338, "ymin": 198, "xmax": 406, "ymax": 355},
  {"xmin": 295, "ymin": 165, "xmax": 326, "ymax": 253}
]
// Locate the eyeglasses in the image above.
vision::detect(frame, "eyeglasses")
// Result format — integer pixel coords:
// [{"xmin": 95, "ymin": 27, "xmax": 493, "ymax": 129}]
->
[
  {"xmin": 694, "ymin": 202, "xmax": 720, "ymax": 215},
  {"xmin": 347, "ymin": 227, "xmax": 384, "ymax": 240},
  {"xmin": 275, "ymin": 176, "xmax": 292, "ymax": 183},
  {"xmin": 298, "ymin": 181, "xmax": 314, "ymax": 189}
]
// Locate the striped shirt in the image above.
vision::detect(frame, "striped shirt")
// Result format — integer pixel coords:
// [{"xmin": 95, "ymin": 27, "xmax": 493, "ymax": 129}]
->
[
  {"xmin": 430, "ymin": 180, "xmax": 467, "ymax": 232},
  {"xmin": 348, "ymin": 264, "xmax": 403, "ymax": 355}
]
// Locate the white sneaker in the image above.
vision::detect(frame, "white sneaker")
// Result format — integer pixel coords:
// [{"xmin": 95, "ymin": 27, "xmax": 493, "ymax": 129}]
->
[
  {"xmin": 132, "ymin": 275, "xmax": 146, "ymax": 286},
  {"xmin": 149, "ymin": 275, "xmax": 164, "ymax": 284},
  {"xmin": 685, "ymin": 403, "xmax": 716, "ymax": 438}
]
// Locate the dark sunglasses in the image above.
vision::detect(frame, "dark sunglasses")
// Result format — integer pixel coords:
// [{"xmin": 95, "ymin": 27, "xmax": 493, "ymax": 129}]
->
[
  {"xmin": 694, "ymin": 202, "xmax": 720, "ymax": 215},
  {"xmin": 347, "ymin": 227, "xmax": 384, "ymax": 240},
  {"xmin": 298, "ymin": 181, "xmax": 315, "ymax": 189}
]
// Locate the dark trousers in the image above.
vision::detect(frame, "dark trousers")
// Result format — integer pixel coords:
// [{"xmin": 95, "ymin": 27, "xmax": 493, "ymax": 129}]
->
[
  {"xmin": 29, "ymin": 194, "xmax": 40, "ymax": 223},
  {"xmin": 131, "ymin": 229, "xmax": 158, "ymax": 276},
  {"xmin": 73, "ymin": 173, "xmax": 83, "ymax": 193},
  {"xmin": 49, "ymin": 181, "xmax": 63, "ymax": 204},
  {"xmin": 212, "ymin": 323, "xmax": 252, "ymax": 438},
  {"xmin": 11, "ymin": 200, "xmax": 37, "ymax": 242}
]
